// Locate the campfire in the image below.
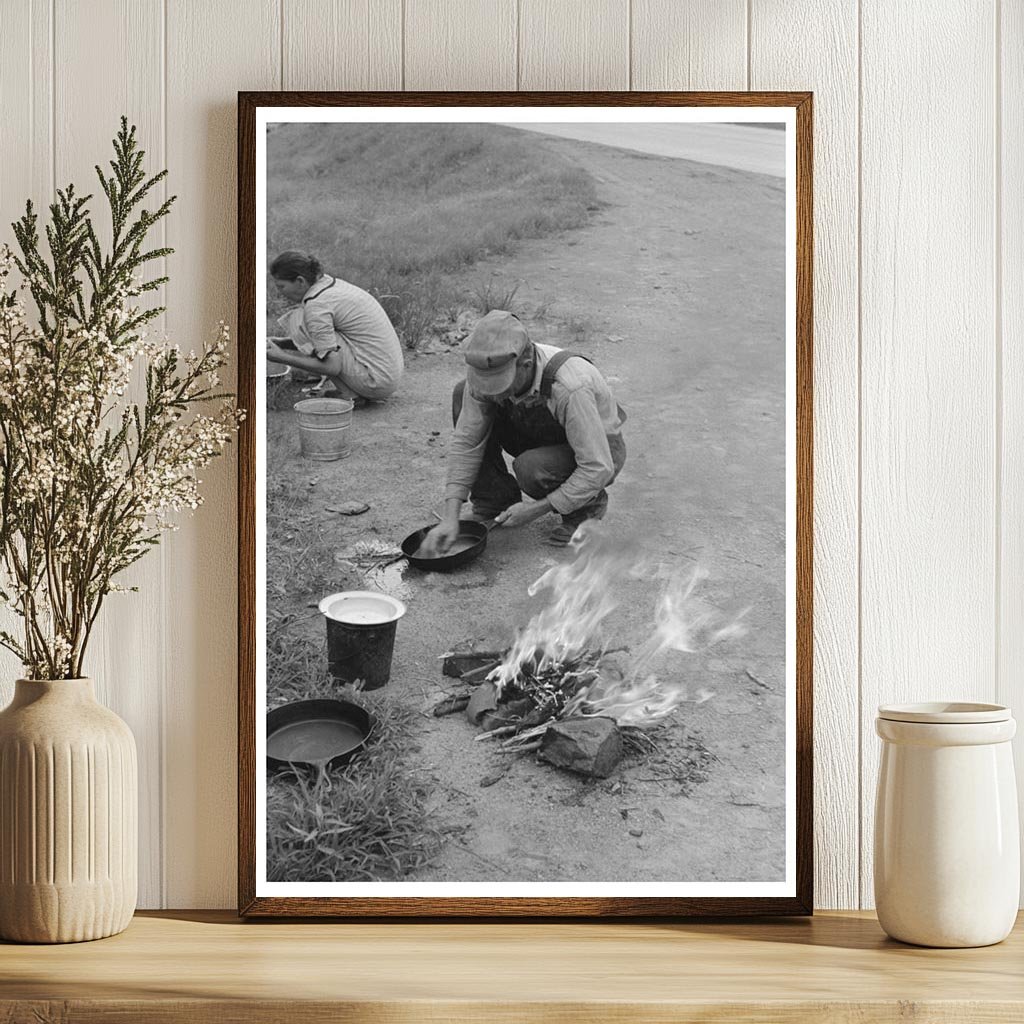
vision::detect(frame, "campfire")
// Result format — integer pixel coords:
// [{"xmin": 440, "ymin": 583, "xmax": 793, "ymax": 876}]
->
[{"xmin": 436, "ymin": 524, "xmax": 747, "ymax": 777}]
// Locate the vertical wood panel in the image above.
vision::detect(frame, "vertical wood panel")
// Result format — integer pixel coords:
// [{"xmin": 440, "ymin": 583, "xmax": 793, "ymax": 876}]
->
[
  {"xmin": 631, "ymin": 0, "xmax": 746, "ymax": 90},
  {"xmin": 164, "ymin": 0, "xmax": 279, "ymax": 908},
  {"xmin": 283, "ymin": 0, "xmax": 402, "ymax": 91},
  {"xmin": 52, "ymin": 0, "xmax": 166, "ymax": 909},
  {"xmin": 404, "ymin": 0, "xmax": 516, "ymax": 89},
  {"xmin": 1000, "ymin": 0, "xmax": 1024, "ymax": 904},
  {"xmin": 860, "ymin": 0, "xmax": 998, "ymax": 908},
  {"xmin": 750, "ymin": 1, "xmax": 860, "ymax": 910},
  {"xmin": 0, "ymin": 0, "xmax": 54, "ymax": 702},
  {"xmin": 519, "ymin": 0, "xmax": 629, "ymax": 90},
  {"xmin": 0, "ymin": 0, "xmax": 52, "ymax": 219}
]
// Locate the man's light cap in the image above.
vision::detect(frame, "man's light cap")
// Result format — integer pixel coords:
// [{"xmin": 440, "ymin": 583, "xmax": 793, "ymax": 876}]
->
[{"xmin": 464, "ymin": 310, "xmax": 529, "ymax": 397}]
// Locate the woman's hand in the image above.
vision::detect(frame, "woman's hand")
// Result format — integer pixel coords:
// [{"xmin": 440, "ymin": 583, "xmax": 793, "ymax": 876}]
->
[
  {"xmin": 266, "ymin": 339, "xmax": 285, "ymax": 362},
  {"xmin": 494, "ymin": 501, "xmax": 545, "ymax": 529}
]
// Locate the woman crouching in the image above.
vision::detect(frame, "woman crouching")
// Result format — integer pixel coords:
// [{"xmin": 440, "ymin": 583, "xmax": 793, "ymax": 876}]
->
[{"xmin": 267, "ymin": 251, "xmax": 404, "ymax": 403}]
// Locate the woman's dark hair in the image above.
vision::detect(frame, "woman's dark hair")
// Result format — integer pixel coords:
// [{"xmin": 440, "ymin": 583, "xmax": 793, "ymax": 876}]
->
[{"xmin": 269, "ymin": 251, "xmax": 322, "ymax": 283}]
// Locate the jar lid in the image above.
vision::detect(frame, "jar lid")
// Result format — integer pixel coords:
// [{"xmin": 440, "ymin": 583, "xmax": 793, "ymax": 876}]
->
[{"xmin": 877, "ymin": 702, "xmax": 1011, "ymax": 724}]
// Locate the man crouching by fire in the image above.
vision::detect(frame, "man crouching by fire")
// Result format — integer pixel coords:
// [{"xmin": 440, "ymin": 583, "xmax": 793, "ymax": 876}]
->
[{"xmin": 421, "ymin": 310, "xmax": 627, "ymax": 552}]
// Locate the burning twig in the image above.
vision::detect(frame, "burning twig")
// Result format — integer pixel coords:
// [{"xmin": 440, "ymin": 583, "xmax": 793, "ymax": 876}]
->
[{"xmin": 460, "ymin": 663, "xmax": 502, "ymax": 686}]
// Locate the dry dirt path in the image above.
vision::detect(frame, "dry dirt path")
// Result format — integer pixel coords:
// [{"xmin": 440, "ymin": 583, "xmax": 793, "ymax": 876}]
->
[{"xmin": 273, "ymin": 133, "xmax": 788, "ymax": 883}]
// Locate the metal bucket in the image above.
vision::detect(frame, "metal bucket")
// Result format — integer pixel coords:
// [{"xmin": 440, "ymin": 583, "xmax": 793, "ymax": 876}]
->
[
  {"xmin": 294, "ymin": 397, "xmax": 353, "ymax": 461},
  {"xmin": 319, "ymin": 591, "xmax": 407, "ymax": 690}
]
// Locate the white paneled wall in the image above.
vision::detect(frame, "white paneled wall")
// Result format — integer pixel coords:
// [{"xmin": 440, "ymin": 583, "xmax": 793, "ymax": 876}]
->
[
  {"xmin": 859, "ymin": 1, "xmax": 1000, "ymax": 909},
  {"xmin": 751, "ymin": 0, "xmax": 860, "ymax": 913},
  {"xmin": 0, "ymin": 0, "xmax": 1017, "ymax": 910}
]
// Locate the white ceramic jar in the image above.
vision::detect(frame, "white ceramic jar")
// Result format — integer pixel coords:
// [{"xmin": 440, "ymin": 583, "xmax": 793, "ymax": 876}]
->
[{"xmin": 874, "ymin": 702, "xmax": 1019, "ymax": 947}]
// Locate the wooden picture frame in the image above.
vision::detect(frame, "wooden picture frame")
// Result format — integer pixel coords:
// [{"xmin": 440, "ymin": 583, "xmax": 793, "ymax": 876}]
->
[{"xmin": 238, "ymin": 91, "xmax": 813, "ymax": 917}]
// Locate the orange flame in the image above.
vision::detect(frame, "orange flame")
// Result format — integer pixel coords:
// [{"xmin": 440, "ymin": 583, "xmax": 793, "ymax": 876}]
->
[{"xmin": 491, "ymin": 522, "xmax": 747, "ymax": 726}]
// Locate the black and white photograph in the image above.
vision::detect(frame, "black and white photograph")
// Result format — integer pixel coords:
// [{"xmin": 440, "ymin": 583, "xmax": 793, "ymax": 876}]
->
[{"xmin": 243, "ymin": 99, "xmax": 808, "ymax": 913}]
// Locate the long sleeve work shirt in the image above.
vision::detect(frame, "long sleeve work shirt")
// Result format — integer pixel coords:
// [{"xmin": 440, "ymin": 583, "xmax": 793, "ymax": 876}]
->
[{"xmin": 445, "ymin": 343, "xmax": 625, "ymax": 515}]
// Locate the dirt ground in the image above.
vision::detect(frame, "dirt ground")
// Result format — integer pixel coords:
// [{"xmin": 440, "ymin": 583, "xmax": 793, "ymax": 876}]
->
[{"xmin": 267, "ymin": 133, "xmax": 788, "ymax": 883}]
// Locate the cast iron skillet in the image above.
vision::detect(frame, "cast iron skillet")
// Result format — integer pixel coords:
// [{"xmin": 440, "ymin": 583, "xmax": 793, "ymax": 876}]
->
[
  {"xmin": 266, "ymin": 698, "xmax": 375, "ymax": 772},
  {"xmin": 400, "ymin": 519, "xmax": 491, "ymax": 571}
]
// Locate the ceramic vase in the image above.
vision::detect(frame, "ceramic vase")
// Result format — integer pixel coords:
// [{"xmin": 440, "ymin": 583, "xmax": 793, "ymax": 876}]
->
[
  {"xmin": 874, "ymin": 702, "xmax": 1019, "ymax": 947},
  {"xmin": 0, "ymin": 678, "xmax": 137, "ymax": 943}
]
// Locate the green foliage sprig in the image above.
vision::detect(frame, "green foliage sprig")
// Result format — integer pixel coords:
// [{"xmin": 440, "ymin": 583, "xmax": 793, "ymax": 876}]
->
[{"xmin": 0, "ymin": 118, "xmax": 241, "ymax": 679}]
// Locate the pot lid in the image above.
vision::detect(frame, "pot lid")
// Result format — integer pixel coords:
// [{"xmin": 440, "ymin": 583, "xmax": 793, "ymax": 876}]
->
[{"xmin": 877, "ymin": 701, "xmax": 1011, "ymax": 724}]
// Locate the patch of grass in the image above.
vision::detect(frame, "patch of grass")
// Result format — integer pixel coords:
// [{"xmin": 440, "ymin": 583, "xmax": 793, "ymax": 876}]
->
[
  {"xmin": 264, "ymin": 441, "xmax": 440, "ymax": 881},
  {"xmin": 266, "ymin": 371, "xmax": 294, "ymax": 411},
  {"xmin": 267, "ymin": 123, "xmax": 598, "ymax": 348},
  {"xmin": 562, "ymin": 312, "xmax": 591, "ymax": 347},
  {"xmin": 265, "ymin": 471, "xmax": 350, "ymax": 627},
  {"xmin": 266, "ymin": 635, "xmax": 441, "ymax": 882},
  {"xmin": 526, "ymin": 294, "xmax": 555, "ymax": 320},
  {"xmin": 471, "ymin": 276, "xmax": 521, "ymax": 315}
]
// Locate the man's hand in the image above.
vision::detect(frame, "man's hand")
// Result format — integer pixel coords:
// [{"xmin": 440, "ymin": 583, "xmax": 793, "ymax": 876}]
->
[
  {"xmin": 419, "ymin": 518, "xmax": 460, "ymax": 557},
  {"xmin": 494, "ymin": 501, "xmax": 545, "ymax": 529}
]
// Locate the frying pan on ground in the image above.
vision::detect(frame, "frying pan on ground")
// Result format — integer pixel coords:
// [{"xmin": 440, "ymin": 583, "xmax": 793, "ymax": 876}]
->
[
  {"xmin": 400, "ymin": 519, "xmax": 494, "ymax": 571},
  {"xmin": 266, "ymin": 698, "xmax": 375, "ymax": 772}
]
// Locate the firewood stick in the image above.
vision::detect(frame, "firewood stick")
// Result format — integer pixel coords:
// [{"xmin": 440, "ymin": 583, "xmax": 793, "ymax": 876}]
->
[
  {"xmin": 502, "ymin": 738, "xmax": 543, "ymax": 753},
  {"xmin": 503, "ymin": 722, "xmax": 549, "ymax": 744},
  {"xmin": 460, "ymin": 663, "xmax": 500, "ymax": 684},
  {"xmin": 474, "ymin": 725, "xmax": 518, "ymax": 741},
  {"xmin": 432, "ymin": 694, "xmax": 471, "ymax": 717},
  {"xmin": 501, "ymin": 728, "xmax": 547, "ymax": 747}
]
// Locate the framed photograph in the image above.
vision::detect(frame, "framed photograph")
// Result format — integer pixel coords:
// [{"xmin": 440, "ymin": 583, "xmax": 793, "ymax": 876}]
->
[{"xmin": 238, "ymin": 91, "xmax": 812, "ymax": 917}]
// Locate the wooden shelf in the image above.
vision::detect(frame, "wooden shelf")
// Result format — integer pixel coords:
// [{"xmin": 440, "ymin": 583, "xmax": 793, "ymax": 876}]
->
[{"xmin": 2, "ymin": 910, "xmax": 1022, "ymax": 1022}]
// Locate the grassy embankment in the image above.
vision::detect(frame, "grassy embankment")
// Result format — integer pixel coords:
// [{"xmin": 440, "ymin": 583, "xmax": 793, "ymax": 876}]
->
[
  {"xmin": 265, "ymin": 123, "xmax": 598, "ymax": 881},
  {"xmin": 267, "ymin": 122, "xmax": 598, "ymax": 346}
]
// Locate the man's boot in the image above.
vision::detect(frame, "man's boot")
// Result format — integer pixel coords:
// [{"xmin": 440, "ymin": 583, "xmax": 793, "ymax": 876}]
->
[{"xmin": 545, "ymin": 490, "xmax": 609, "ymax": 546}]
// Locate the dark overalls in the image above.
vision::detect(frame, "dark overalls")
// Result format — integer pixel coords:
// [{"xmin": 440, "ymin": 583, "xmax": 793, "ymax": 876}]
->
[{"xmin": 451, "ymin": 351, "xmax": 627, "ymax": 522}]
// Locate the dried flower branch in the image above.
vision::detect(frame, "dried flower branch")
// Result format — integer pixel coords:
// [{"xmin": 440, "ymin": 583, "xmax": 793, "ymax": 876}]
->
[{"xmin": 0, "ymin": 117, "xmax": 242, "ymax": 679}]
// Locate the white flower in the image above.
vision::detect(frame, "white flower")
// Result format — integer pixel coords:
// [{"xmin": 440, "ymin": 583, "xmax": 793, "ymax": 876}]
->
[{"xmin": 1, "ymin": 266, "xmax": 241, "ymax": 675}]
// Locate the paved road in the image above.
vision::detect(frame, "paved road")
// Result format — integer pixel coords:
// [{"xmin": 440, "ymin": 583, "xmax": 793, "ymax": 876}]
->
[{"xmin": 501, "ymin": 122, "xmax": 786, "ymax": 177}]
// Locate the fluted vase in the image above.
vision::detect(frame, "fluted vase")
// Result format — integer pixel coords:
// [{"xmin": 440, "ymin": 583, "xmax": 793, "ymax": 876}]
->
[{"xmin": 0, "ymin": 678, "xmax": 137, "ymax": 943}]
